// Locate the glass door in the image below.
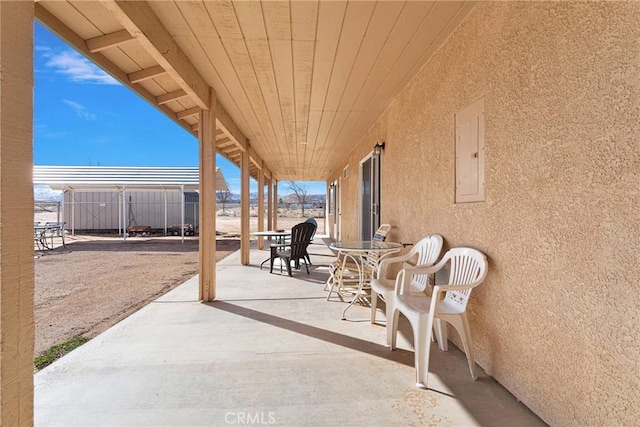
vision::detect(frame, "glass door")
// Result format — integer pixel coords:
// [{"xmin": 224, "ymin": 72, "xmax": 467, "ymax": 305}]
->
[
  {"xmin": 329, "ymin": 179, "xmax": 339, "ymax": 241},
  {"xmin": 360, "ymin": 153, "xmax": 381, "ymax": 241}
]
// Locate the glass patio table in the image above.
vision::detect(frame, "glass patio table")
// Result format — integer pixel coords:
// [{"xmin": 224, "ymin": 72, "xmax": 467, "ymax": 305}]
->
[{"xmin": 329, "ymin": 240, "xmax": 403, "ymax": 320}]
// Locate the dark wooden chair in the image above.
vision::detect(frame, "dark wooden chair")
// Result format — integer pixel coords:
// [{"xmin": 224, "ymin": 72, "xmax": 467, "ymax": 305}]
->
[
  {"xmin": 303, "ymin": 217, "xmax": 318, "ymax": 265},
  {"xmin": 270, "ymin": 222, "xmax": 316, "ymax": 276}
]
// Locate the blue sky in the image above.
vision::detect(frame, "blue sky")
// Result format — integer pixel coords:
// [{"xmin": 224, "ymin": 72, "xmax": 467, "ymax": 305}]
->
[{"xmin": 34, "ymin": 22, "xmax": 325, "ymax": 195}]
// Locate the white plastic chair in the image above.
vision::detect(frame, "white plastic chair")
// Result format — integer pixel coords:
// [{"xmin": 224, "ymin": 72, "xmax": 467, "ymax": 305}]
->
[
  {"xmin": 325, "ymin": 224, "xmax": 391, "ymax": 300},
  {"xmin": 370, "ymin": 234, "xmax": 443, "ymax": 347},
  {"xmin": 389, "ymin": 247, "xmax": 488, "ymax": 388}
]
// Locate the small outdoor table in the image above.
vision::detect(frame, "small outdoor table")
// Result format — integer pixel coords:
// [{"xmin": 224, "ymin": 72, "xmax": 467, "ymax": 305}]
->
[
  {"xmin": 251, "ymin": 230, "xmax": 292, "ymax": 269},
  {"xmin": 34, "ymin": 223, "xmax": 66, "ymax": 251},
  {"xmin": 329, "ymin": 240, "xmax": 403, "ymax": 320}
]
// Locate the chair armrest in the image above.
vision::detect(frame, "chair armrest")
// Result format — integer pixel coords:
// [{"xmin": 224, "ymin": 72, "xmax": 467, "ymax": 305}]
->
[
  {"xmin": 270, "ymin": 243, "xmax": 289, "ymax": 249},
  {"xmin": 395, "ymin": 259, "xmax": 447, "ymax": 295},
  {"xmin": 432, "ymin": 283, "xmax": 481, "ymax": 293},
  {"xmin": 376, "ymin": 251, "xmax": 414, "ymax": 279},
  {"xmin": 402, "ymin": 263, "xmax": 441, "ymax": 276},
  {"xmin": 398, "ymin": 263, "xmax": 484, "ymax": 296}
]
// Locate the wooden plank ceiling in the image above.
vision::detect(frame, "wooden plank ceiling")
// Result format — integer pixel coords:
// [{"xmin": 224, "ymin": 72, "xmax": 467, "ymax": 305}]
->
[{"xmin": 36, "ymin": 0, "xmax": 475, "ymax": 182}]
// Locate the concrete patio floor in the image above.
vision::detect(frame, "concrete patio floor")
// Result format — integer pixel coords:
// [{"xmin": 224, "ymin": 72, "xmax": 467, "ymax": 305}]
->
[{"xmin": 35, "ymin": 240, "xmax": 545, "ymax": 426}]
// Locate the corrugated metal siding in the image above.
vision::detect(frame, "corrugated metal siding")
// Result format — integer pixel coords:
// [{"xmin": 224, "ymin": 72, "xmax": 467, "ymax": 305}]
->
[
  {"xmin": 34, "ymin": 165, "xmax": 228, "ymax": 191},
  {"xmin": 184, "ymin": 192, "xmax": 199, "ymax": 227},
  {"xmin": 65, "ymin": 191, "xmax": 114, "ymax": 230},
  {"xmin": 65, "ymin": 190, "xmax": 197, "ymax": 230}
]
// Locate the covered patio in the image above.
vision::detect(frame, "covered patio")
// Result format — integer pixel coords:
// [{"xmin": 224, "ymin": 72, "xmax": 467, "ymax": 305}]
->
[
  {"xmin": 0, "ymin": 1, "xmax": 637, "ymax": 426},
  {"xmin": 35, "ymin": 244, "xmax": 542, "ymax": 426}
]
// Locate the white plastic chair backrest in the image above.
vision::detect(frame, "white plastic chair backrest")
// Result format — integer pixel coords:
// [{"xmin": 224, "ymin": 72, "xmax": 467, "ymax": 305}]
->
[
  {"xmin": 442, "ymin": 247, "xmax": 488, "ymax": 310},
  {"xmin": 373, "ymin": 224, "xmax": 391, "ymax": 242},
  {"xmin": 365, "ymin": 224, "xmax": 392, "ymax": 272},
  {"xmin": 407, "ymin": 234, "xmax": 444, "ymax": 292},
  {"xmin": 330, "ymin": 223, "xmax": 391, "ymax": 263}
]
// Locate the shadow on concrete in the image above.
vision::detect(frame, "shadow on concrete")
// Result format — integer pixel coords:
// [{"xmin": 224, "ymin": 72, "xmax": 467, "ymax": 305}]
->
[{"xmin": 205, "ymin": 299, "xmax": 545, "ymax": 427}]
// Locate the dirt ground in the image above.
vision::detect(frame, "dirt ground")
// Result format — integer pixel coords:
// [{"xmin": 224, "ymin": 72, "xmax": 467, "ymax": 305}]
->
[
  {"xmin": 33, "ymin": 211, "xmax": 324, "ymax": 358},
  {"xmin": 34, "ymin": 236, "xmax": 240, "ymax": 357}
]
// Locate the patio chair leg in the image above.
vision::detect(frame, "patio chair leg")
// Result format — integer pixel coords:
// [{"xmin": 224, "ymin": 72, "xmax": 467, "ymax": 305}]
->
[{"xmin": 285, "ymin": 258, "xmax": 292, "ymax": 276}]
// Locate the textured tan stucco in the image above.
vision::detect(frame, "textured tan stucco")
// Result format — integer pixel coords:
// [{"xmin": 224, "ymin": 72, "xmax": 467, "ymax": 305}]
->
[
  {"xmin": 333, "ymin": 2, "xmax": 639, "ymax": 425},
  {"xmin": 0, "ymin": 1, "xmax": 35, "ymax": 425}
]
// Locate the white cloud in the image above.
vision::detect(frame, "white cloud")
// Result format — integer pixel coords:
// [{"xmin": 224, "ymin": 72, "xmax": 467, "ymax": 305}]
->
[
  {"xmin": 44, "ymin": 49, "xmax": 119, "ymax": 85},
  {"xmin": 62, "ymin": 99, "xmax": 97, "ymax": 121}
]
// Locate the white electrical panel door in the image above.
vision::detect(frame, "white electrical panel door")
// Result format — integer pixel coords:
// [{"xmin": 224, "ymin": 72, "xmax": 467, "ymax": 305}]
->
[{"xmin": 455, "ymin": 97, "xmax": 485, "ymax": 203}]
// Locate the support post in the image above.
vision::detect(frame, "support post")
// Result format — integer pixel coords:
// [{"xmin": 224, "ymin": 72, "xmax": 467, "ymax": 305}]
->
[
  {"xmin": 163, "ymin": 188, "xmax": 168, "ymax": 235},
  {"xmin": 267, "ymin": 179, "xmax": 273, "ymax": 232},
  {"xmin": 240, "ymin": 143, "xmax": 251, "ymax": 265},
  {"xmin": 273, "ymin": 179, "xmax": 278, "ymax": 231},
  {"xmin": 117, "ymin": 189, "xmax": 122, "ymax": 235},
  {"xmin": 199, "ymin": 92, "xmax": 217, "ymax": 301},
  {"xmin": 71, "ymin": 189, "xmax": 76, "ymax": 236},
  {"xmin": 58, "ymin": 190, "xmax": 65, "ymax": 223},
  {"xmin": 0, "ymin": 2, "xmax": 35, "ymax": 424},
  {"xmin": 326, "ymin": 181, "xmax": 331, "ymax": 236},
  {"xmin": 122, "ymin": 187, "xmax": 128, "ymax": 241},
  {"xmin": 180, "ymin": 185, "xmax": 185, "ymax": 243},
  {"xmin": 257, "ymin": 166, "xmax": 265, "ymax": 249}
]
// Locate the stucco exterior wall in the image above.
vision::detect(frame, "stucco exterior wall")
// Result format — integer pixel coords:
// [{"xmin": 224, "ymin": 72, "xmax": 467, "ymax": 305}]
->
[{"xmin": 333, "ymin": 2, "xmax": 639, "ymax": 425}]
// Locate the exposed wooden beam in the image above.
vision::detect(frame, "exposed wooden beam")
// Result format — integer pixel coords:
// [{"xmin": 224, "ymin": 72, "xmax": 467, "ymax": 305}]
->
[
  {"xmin": 128, "ymin": 65, "xmax": 165, "ymax": 84},
  {"xmin": 98, "ymin": 1, "xmax": 251, "ymax": 179},
  {"xmin": 100, "ymin": 0, "xmax": 210, "ymax": 109},
  {"xmin": 86, "ymin": 29, "xmax": 134, "ymax": 53},
  {"xmin": 217, "ymin": 140, "xmax": 236, "ymax": 150},
  {"xmin": 177, "ymin": 107, "xmax": 200, "ymax": 120},
  {"xmin": 249, "ymin": 146, "xmax": 262, "ymax": 169},
  {"xmin": 34, "ymin": 4, "xmax": 192, "ymax": 137},
  {"xmin": 223, "ymin": 146, "xmax": 242, "ymax": 156},
  {"xmin": 156, "ymin": 89, "xmax": 187, "ymax": 105},
  {"xmin": 216, "ymin": 139, "xmax": 235, "ymax": 150},
  {"xmin": 216, "ymin": 101, "xmax": 247, "ymax": 151},
  {"xmin": 191, "ymin": 123, "xmax": 199, "ymax": 132}
]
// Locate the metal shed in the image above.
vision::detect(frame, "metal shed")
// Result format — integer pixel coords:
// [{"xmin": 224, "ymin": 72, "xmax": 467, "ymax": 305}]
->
[{"xmin": 33, "ymin": 166, "xmax": 228, "ymax": 240}]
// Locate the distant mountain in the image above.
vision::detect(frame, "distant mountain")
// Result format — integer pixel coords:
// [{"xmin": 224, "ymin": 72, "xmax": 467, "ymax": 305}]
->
[
  {"xmin": 280, "ymin": 193, "xmax": 325, "ymax": 204},
  {"xmin": 34, "ymin": 185, "xmax": 326, "ymax": 204},
  {"xmin": 218, "ymin": 191, "xmax": 325, "ymax": 204},
  {"xmin": 34, "ymin": 185, "xmax": 62, "ymax": 202}
]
